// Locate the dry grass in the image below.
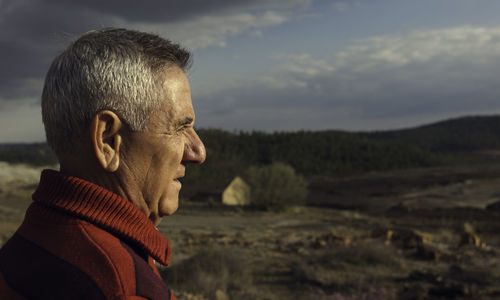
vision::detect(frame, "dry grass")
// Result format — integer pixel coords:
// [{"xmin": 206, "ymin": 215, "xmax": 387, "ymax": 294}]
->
[
  {"xmin": 161, "ymin": 248, "xmax": 275, "ymax": 299},
  {"xmin": 291, "ymin": 240, "xmax": 402, "ymax": 292},
  {"xmin": 0, "ymin": 161, "xmax": 56, "ymax": 185}
]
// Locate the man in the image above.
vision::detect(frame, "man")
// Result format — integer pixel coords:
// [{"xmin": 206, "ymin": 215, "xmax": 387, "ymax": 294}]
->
[{"xmin": 0, "ymin": 28, "xmax": 205, "ymax": 299}]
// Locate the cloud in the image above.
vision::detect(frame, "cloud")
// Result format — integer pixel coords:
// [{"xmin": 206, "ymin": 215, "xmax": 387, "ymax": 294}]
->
[
  {"xmin": 335, "ymin": 26, "xmax": 500, "ymax": 71},
  {"xmin": 194, "ymin": 25, "xmax": 500, "ymax": 131},
  {"xmin": 43, "ymin": 0, "xmax": 310, "ymax": 23},
  {"xmin": 4, "ymin": 1, "xmax": 500, "ymax": 141},
  {"xmin": 0, "ymin": 99, "xmax": 44, "ymax": 142},
  {"xmin": 273, "ymin": 53, "xmax": 335, "ymax": 77},
  {"xmin": 0, "ymin": 0, "xmax": 309, "ymax": 105},
  {"xmin": 127, "ymin": 10, "xmax": 288, "ymax": 49},
  {"xmin": 332, "ymin": 1, "xmax": 361, "ymax": 12},
  {"xmin": 325, "ymin": 26, "xmax": 500, "ymax": 118}
]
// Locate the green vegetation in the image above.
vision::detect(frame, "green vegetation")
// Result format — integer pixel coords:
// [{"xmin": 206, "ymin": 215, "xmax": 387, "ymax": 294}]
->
[
  {"xmin": 365, "ymin": 115, "xmax": 500, "ymax": 151},
  {"xmin": 188, "ymin": 128, "xmax": 443, "ymax": 185},
  {"xmin": 244, "ymin": 162, "xmax": 308, "ymax": 210},
  {"xmin": 0, "ymin": 143, "xmax": 57, "ymax": 166},
  {"xmin": 185, "ymin": 116, "xmax": 500, "ymax": 186},
  {"xmin": 3, "ymin": 115, "xmax": 500, "ymax": 186}
]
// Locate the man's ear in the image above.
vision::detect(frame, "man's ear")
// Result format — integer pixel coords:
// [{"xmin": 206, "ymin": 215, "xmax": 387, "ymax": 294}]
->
[{"xmin": 90, "ymin": 110, "xmax": 123, "ymax": 172}]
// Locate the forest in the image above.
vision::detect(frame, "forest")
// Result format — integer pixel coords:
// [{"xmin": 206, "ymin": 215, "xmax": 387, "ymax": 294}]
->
[{"xmin": 2, "ymin": 115, "xmax": 499, "ymax": 186}]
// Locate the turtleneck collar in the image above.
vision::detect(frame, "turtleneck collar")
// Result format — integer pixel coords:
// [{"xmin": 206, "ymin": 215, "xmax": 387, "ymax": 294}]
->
[{"xmin": 31, "ymin": 169, "xmax": 171, "ymax": 266}]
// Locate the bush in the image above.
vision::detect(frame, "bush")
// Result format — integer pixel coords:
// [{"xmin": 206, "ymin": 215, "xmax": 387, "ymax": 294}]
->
[
  {"xmin": 244, "ymin": 162, "xmax": 308, "ymax": 210},
  {"xmin": 161, "ymin": 248, "xmax": 253, "ymax": 298},
  {"xmin": 305, "ymin": 286, "xmax": 396, "ymax": 300},
  {"xmin": 291, "ymin": 242, "xmax": 401, "ymax": 290}
]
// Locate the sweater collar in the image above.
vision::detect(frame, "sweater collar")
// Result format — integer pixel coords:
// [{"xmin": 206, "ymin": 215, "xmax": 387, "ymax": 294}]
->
[{"xmin": 32, "ymin": 169, "xmax": 171, "ymax": 266}]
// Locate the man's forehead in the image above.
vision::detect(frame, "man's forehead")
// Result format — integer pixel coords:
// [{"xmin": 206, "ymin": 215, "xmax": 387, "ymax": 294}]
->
[
  {"xmin": 156, "ymin": 67, "xmax": 195, "ymax": 127},
  {"xmin": 161, "ymin": 66, "xmax": 190, "ymax": 90}
]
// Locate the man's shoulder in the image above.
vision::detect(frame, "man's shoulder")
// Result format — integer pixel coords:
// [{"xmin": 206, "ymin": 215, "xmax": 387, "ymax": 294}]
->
[{"xmin": 0, "ymin": 205, "xmax": 138, "ymax": 299}]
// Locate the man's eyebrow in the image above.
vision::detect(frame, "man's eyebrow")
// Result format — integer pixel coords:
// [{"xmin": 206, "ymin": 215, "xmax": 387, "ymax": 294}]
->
[{"xmin": 175, "ymin": 117, "xmax": 194, "ymax": 127}]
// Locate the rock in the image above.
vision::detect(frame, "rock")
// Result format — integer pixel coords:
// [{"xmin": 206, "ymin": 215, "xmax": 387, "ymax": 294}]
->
[
  {"xmin": 174, "ymin": 291, "xmax": 207, "ymax": 300},
  {"xmin": 215, "ymin": 289, "xmax": 229, "ymax": 300},
  {"xmin": 414, "ymin": 244, "xmax": 441, "ymax": 261},
  {"xmin": 371, "ymin": 227, "xmax": 395, "ymax": 245},
  {"xmin": 390, "ymin": 228, "xmax": 432, "ymax": 249},
  {"xmin": 233, "ymin": 232, "xmax": 252, "ymax": 246},
  {"xmin": 297, "ymin": 247, "xmax": 309, "ymax": 255},
  {"xmin": 408, "ymin": 270, "xmax": 443, "ymax": 284},
  {"xmin": 486, "ymin": 200, "xmax": 500, "ymax": 211},
  {"xmin": 310, "ymin": 231, "xmax": 351, "ymax": 248},
  {"xmin": 386, "ymin": 202, "xmax": 411, "ymax": 214},
  {"xmin": 429, "ymin": 283, "xmax": 468, "ymax": 298},
  {"xmin": 458, "ymin": 222, "xmax": 486, "ymax": 248},
  {"xmin": 447, "ymin": 264, "xmax": 494, "ymax": 287},
  {"xmin": 398, "ymin": 283, "xmax": 427, "ymax": 300},
  {"xmin": 372, "ymin": 227, "xmax": 433, "ymax": 249}
]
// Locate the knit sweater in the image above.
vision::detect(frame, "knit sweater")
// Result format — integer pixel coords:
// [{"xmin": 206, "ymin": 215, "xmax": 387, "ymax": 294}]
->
[{"xmin": 0, "ymin": 169, "xmax": 176, "ymax": 300}]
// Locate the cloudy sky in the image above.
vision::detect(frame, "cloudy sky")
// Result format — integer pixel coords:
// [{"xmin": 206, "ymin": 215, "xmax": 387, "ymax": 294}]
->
[{"xmin": 1, "ymin": 0, "xmax": 500, "ymax": 142}]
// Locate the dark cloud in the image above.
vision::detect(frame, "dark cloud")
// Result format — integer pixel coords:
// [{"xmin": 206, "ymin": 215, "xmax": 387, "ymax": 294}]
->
[
  {"xmin": 3, "ymin": 0, "xmax": 500, "ymax": 141},
  {"xmin": 0, "ymin": 0, "xmax": 306, "ymax": 104},
  {"xmin": 192, "ymin": 28, "xmax": 500, "ymax": 131},
  {"xmin": 0, "ymin": 1, "xmax": 107, "ymax": 102},
  {"xmin": 43, "ymin": 0, "xmax": 298, "ymax": 22}
]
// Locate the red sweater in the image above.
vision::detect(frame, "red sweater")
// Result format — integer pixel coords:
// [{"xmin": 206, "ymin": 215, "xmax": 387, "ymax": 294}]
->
[{"xmin": 0, "ymin": 169, "xmax": 176, "ymax": 300}]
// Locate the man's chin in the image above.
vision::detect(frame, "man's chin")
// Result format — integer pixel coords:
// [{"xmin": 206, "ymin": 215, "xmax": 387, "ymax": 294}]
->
[{"xmin": 159, "ymin": 197, "xmax": 179, "ymax": 217}]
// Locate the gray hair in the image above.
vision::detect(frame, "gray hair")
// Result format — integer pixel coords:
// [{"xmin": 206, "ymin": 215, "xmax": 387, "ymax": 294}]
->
[{"xmin": 41, "ymin": 28, "xmax": 191, "ymax": 156}]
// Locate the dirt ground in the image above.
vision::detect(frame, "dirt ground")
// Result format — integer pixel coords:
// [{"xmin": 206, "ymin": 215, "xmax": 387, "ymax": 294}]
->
[{"xmin": 2, "ymin": 163, "xmax": 500, "ymax": 299}]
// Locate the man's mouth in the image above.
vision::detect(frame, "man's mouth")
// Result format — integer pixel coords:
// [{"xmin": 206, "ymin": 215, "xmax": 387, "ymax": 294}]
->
[
  {"xmin": 173, "ymin": 174, "xmax": 184, "ymax": 184},
  {"xmin": 174, "ymin": 169, "xmax": 186, "ymax": 184}
]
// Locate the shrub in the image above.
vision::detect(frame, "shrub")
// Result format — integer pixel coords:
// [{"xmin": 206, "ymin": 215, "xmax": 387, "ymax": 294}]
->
[
  {"xmin": 244, "ymin": 162, "xmax": 308, "ymax": 210},
  {"xmin": 306, "ymin": 286, "xmax": 397, "ymax": 300},
  {"xmin": 291, "ymin": 242, "xmax": 401, "ymax": 290},
  {"xmin": 161, "ymin": 248, "xmax": 253, "ymax": 298}
]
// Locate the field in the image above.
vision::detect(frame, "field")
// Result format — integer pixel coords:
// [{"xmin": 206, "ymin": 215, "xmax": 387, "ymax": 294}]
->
[{"xmin": 1, "ymin": 162, "xmax": 500, "ymax": 299}]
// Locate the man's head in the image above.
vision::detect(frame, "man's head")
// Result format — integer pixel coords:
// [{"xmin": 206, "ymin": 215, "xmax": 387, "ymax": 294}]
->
[{"xmin": 41, "ymin": 28, "xmax": 206, "ymax": 224}]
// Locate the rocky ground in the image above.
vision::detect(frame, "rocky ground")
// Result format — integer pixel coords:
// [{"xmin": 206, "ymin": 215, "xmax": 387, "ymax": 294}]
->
[
  {"xmin": 161, "ymin": 204, "xmax": 500, "ymax": 299},
  {"xmin": 2, "ymin": 162, "xmax": 500, "ymax": 299}
]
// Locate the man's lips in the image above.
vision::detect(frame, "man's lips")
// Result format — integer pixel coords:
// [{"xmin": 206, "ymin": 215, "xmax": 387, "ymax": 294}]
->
[
  {"xmin": 173, "ymin": 178, "xmax": 182, "ymax": 188},
  {"xmin": 174, "ymin": 173, "xmax": 185, "ymax": 183},
  {"xmin": 174, "ymin": 168, "xmax": 186, "ymax": 183},
  {"xmin": 174, "ymin": 168, "xmax": 186, "ymax": 181}
]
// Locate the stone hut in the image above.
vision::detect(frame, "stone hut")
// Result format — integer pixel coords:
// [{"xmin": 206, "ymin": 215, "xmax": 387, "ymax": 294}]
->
[{"xmin": 222, "ymin": 176, "xmax": 251, "ymax": 206}]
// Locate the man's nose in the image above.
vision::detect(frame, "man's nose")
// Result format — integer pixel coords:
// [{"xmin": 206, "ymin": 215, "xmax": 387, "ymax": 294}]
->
[{"xmin": 183, "ymin": 131, "xmax": 206, "ymax": 164}]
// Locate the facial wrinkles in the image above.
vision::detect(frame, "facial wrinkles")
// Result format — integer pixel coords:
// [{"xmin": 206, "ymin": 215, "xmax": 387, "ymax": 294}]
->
[
  {"xmin": 162, "ymin": 73, "xmax": 192, "ymax": 130},
  {"xmin": 155, "ymin": 95, "xmax": 188, "ymax": 136},
  {"xmin": 141, "ymin": 133, "xmax": 176, "ymax": 221},
  {"xmin": 162, "ymin": 73, "xmax": 189, "ymax": 104},
  {"xmin": 117, "ymin": 136, "xmax": 153, "ymax": 217}
]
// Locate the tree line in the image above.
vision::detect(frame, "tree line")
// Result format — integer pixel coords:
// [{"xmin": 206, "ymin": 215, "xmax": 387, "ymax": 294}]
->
[{"xmin": 2, "ymin": 115, "xmax": 500, "ymax": 187}]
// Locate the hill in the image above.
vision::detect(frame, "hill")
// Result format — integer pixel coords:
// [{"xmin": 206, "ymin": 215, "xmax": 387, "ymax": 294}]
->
[
  {"xmin": 2, "ymin": 115, "xmax": 500, "ymax": 185},
  {"xmin": 365, "ymin": 115, "xmax": 500, "ymax": 151},
  {"xmin": 0, "ymin": 143, "xmax": 57, "ymax": 166}
]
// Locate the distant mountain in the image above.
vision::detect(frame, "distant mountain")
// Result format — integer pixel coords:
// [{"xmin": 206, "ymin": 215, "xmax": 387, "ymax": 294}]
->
[
  {"xmin": 0, "ymin": 143, "xmax": 57, "ymax": 166},
  {"xmin": 194, "ymin": 128, "xmax": 441, "ymax": 181},
  {"xmin": 364, "ymin": 115, "xmax": 500, "ymax": 152},
  {"xmin": 1, "ymin": 115, "xmax": 500, "ymax": 179}
]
